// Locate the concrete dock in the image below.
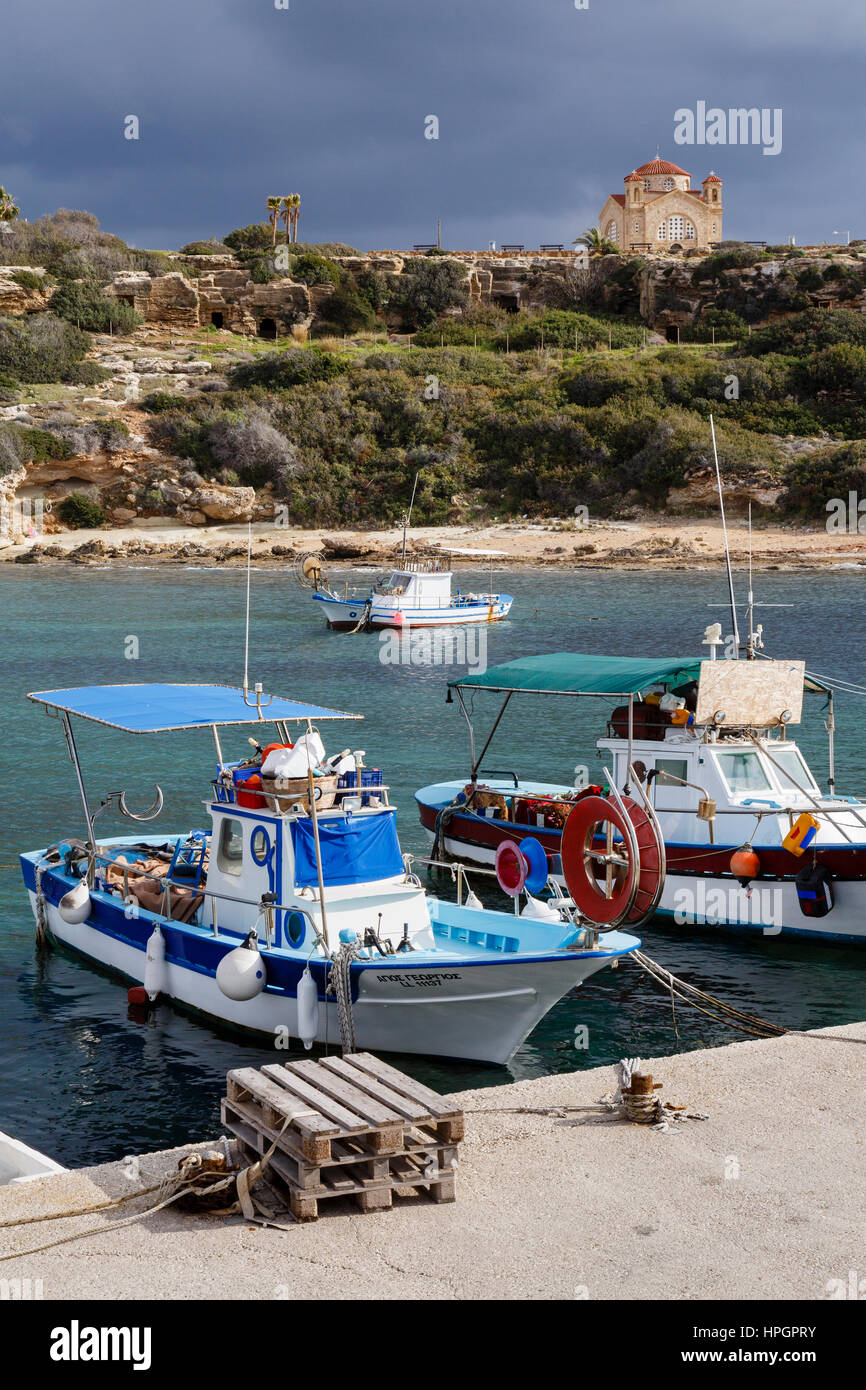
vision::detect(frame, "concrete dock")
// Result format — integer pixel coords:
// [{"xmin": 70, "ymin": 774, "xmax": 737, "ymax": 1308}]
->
[{"xmin": 1, "ymin": 1024, "xmax": 863, "ymax": 1300}]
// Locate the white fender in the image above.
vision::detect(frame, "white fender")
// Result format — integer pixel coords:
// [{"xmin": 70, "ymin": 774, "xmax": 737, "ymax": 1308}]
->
[
  {"xmin": 216, "ymin": 934, "xmax": 266, "ymax": 1001},
  {"xmin": 520, "ymin": 892, "xmax": 563, "ymax": 922},
  {"xmin": 297, "ymin": 965, "xmax": 319, "ymax": 1050},
  {"xmin": 58, "ymin": 879, "xmax": 91, "ymax": 925},
  {"xmin": 143, "ymin": 925, "xmax": 167, "ymax": 1001}
]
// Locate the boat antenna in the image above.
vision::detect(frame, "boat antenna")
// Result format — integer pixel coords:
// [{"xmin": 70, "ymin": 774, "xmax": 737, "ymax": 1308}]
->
[
  {"xmin": 243, "ymin": 521, "xmax": 252, "ymax": 696},
  {"xmin": 401, "ymin": 470, "xmax": 420, "ymax": 566},
  {"xmin": 746, "ymin": 501, "xmax": 756, "ymax": 659},
  {"xmin": 239, "ymin": 523, "xmax": 274, "ymax": 713},
  {"xmin": 710, "ymin": 413, "xmax": 740, "ymax": 657}
]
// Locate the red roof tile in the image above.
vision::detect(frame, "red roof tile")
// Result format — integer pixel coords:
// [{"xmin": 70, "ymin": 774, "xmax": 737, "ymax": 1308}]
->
[
  {"xmin": 703, "ymin": 172, "xmax": 722, "ymax": 183},
  {"xmin": 633, "ymin": 158, "xmax": 690, "ymax": 177}
]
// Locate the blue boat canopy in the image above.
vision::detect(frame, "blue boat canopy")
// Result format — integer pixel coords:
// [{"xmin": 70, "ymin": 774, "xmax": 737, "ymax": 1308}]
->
[{"xmin": 28, "ymin": 684, "xmax": 362, "ymax": 733}]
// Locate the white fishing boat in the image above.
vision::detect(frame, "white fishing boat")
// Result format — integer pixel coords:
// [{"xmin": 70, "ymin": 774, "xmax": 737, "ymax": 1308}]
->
[
  {"xmin": 312, "ymin": 557, "xmax": 513, "ymax": 630},
  {"xmin": 0, "ymin": 1130, "xmax": 66, "ymax": 1185},
  {"xmin": 417, "ymin": 644, "xmax": 866, "ymax": 944},
  {"xmin": 19, "ymin": 682, "xmax": 641, "ymax": 1065}
]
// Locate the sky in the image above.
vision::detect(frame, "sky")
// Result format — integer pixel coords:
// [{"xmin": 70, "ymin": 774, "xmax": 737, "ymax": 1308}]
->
[{"xmin": 1, "ymin": 0, "xmax": 865, "ymax": 252}]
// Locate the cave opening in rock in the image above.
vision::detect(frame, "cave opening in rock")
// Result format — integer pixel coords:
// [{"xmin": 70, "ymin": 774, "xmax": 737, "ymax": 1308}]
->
[
  {"xmin": 258, "ymin": 317, "xmax": 277, "ymax": 339},
  {"xmin": 210, "ymin": 311, "xmax": 223, "ymax": 329},
  {"xmin": 665, "ymin": 325, "xmax": 679, "ymax": 342}
]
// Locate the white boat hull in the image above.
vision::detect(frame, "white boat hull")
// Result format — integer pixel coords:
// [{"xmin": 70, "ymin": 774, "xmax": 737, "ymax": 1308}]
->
[
  {"xmin": 28, "ymin": 892, "xmax": 631, "ymax": 1065},
  {"xmin": 424, "ymin": 826, "xmax": 866, "ymax": 943},
  {"xmin": 0, "ymin": 1130, "xmax": 65, "ymax": 1185}
]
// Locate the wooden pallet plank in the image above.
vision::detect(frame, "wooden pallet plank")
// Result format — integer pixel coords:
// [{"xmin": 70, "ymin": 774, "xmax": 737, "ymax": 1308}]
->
[
  {"xmin": 284, "ymin": 1058, "xmax": 406, "ymax": 1127},
  {"xmin": 318, "ymin": 1056, "xmax": 432, "ymax": 1122},
  {"xmin": 344, "ymin": 1053, "xmax": 463, "ymax": 1120},
  {"xmin": 222, "ymin": 1100, "xmax": 324, "ymax": 1191},
  {"xmin": 228, "ymin": 1068, "xmax": 338, "ymax": 1138},
  {"xmin": 261, "ymin": 1063, "xmax": 368, "ymax": 1134}
]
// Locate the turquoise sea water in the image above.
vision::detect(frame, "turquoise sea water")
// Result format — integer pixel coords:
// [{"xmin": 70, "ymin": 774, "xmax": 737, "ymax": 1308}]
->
[{"xmin": 2, "ymin": 561, "xmax": 865, "ymax": 1167}]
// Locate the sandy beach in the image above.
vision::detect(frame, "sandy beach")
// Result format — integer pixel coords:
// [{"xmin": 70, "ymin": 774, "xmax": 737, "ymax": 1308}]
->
[
  {"xmin": 2, "ymin": 1022, "xmax": 862, "ymax": 1301},
  {"xmin": 4, "ymin": 516, "xmax": 866, "ymax": 571}
]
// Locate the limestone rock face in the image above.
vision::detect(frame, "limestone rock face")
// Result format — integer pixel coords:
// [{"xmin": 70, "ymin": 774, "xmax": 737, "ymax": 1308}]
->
[
  {"xmin": 146, "ymin": 273, "xmax": 199, "ymax": 329},
  {"xmin": 0, "ymin": 266, "xmax": 51, "ymax": 315},
  {"xmin": 188, "ymin": 484, "xmax": 256, "ymax": 521}
]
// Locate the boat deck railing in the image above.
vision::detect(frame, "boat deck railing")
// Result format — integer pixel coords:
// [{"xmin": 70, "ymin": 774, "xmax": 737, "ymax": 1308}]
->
[{"xmin": 77, "ymin": 847, "xmax": 330, "ymax": 954}]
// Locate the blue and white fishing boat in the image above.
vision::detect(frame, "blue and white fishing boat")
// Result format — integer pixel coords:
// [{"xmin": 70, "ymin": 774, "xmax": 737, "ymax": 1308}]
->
[
  {"xmin": 19, "ymin": 682, "xmax": 638, "ymax": 1065},
  {"xmin": 312, "ymin": 558, "xmax": 513, "ymax": 631}
]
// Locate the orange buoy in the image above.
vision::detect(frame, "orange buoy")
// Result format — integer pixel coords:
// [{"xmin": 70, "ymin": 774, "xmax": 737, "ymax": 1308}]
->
[
  {"xmin": 730, "ymin": 844, "xmax": 761, "ymax": 886},
  {"xmin": 128, "ymin": 986, "xmax": 149, "ymax": 1005}
]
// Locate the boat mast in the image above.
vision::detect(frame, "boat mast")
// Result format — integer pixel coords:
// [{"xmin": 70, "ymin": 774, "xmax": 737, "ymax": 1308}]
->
[
  {"xmin": 710, "ymin": 413, "xmax": 740, "ymax": 658},
  {"xmin": 401, "ymin": 471, "xmax": 420, "ymax": 566}
]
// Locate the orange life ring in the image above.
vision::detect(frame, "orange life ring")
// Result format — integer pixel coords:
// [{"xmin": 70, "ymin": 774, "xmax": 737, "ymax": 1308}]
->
[{"xmin": 561, "ymin": 794, "xmax": 663, "ymax": 929}]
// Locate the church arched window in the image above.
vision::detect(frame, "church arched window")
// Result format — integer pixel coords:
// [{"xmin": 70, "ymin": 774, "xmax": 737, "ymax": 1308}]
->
[
  {"xmin": 663, "ymin": 177, "xmax": 674, "ymax": 191},
  {"xmin": 607, "ymin": 220, "xmax": 618, "ymax": 242},
  {"xmin": 684, "ymin": 221, "xmax": 696, "ymax": 240},
  {"xmin": 643, "ymin": 179, "xmax": 651, "ymax": 191},
  {"xmin": 657, "ymin": 222, "xmax": 666, "ymax": 240},
  {"xmin": 668, "ymin": 215, "xmax": 684, "ymax": 240}
]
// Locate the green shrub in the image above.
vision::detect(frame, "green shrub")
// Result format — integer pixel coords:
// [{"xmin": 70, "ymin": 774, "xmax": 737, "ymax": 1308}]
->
[
  {"xmin": 58, "ymin": 492, "xmax": 104, "ymax": 528},
  {"xmin": 178, "ymin": 240, "xmax": 228, "ymax": 255},
  {"xmin": 50, "ymin": 279, "xmax": 140, "ymax": 334},
  {"xmin": 0, "ymin": 313, "xmax": 90, "ymax": 382},
  {"xmin": 16, "ymin": 427, "xmax": 70, "ymax": 462},
  {"xmin": 780, "ymin": 440, "xmax": 866, "ymax": 519},
  {"xmin": 11, "ymin": 270, "xmax": 44, "ymax": 291},
  {"xmin": 223, "ymin": 224, "xmax": 274, "ymax": 255},
  {"xmin": 140, "ymin": 390, "xmax": 192, "ymax": 413},
  {"xmin": 64, "ymin": 360, "xmax": 110, "ymax": 386},
  {"xmin": 692, "ymin": 246, "xmax": 762, "ymax": 281},
  {"xmin": 229, "ymin": 348, "xmax": 348, "ymax": 390},
  {"xmin": 795, "ymin": 342, "xmax": 866, "ymax": 394},
  {"xmin": 743, "ymin": 308, "xmax": 866, "ymax": 356},
  {"xmin": 288, "ymin": 252, "xmax": 340, "ymax": 286},
  {"xmin": 313, "ymin": 281, "xmax": 377, "ymax": 335},
  {"xmin": 389, "ymin": 257, "xmax": 469, "ymax": 329},
  {"xmin": 499, "ymin": 310, "xmax": 642, "ymax": 352}
]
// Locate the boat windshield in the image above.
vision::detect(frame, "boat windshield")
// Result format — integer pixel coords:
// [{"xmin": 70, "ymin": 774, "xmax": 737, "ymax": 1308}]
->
[
  {"xmin": 714, "ymin": 749, "xmax": 773, "ymax": 796},
  {"xmin": 376, "ymin": 572, "xmax": 412, "ymax": 595},
  {"xmin": 769, "ymin": 744, "xmax": 819, "ymax": 795}
]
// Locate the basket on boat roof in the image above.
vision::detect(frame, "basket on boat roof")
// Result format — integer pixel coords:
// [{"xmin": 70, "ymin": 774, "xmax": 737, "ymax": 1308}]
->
[{"xmin": 260, "ymin": 773, "xmax": 339, "ymax": 815}]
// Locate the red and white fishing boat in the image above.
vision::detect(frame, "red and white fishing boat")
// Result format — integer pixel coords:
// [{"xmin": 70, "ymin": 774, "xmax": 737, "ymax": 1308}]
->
[{"xmin": 416, "ymin": 646, "xmax": 866, "ymax": 943}]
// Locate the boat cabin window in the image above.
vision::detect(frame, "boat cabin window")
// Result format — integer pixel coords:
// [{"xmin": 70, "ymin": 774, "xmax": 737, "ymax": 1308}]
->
[
  {"xmin": 217, "ymin": 818, "xmax": 244, "ymax": 876},
  {"xmin": 714, "ymin": 750, "xmax": 772, "ymax": 796},
  {"xmin": 653, "ymin": 757, "xmax": 689, "ymax": 810},
  {"xmin": 769, "ymin": 745, "xmax": 819, "ymax": 796},
  {"xmin": 377, "ymin": 571, "xmax": 412, "ymax": 595}
]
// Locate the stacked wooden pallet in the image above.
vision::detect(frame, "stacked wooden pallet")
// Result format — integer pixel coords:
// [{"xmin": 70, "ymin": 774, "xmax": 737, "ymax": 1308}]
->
[{"xmin": 221, "ymin": 1051, "xmax": 464, "ymax": 1222}]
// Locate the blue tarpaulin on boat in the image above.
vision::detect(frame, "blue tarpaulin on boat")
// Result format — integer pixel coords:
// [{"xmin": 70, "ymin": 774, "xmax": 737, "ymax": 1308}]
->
[
  {"xmin": 291, "ymin": 811, "xmax": 404, "ymax": 887},
  {"xmin": 27, "ymin": 684, "xmax": 361, "ymax": 732}
]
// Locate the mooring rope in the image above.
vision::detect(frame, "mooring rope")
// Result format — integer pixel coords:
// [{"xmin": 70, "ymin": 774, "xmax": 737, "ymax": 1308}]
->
[{"xmin": 328, "ymin": 939, "xmax": 360, "ymax": 1054}]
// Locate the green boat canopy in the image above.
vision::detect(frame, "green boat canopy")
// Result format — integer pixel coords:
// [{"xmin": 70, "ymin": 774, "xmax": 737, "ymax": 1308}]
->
[
  {"xmin": 449, "ymin": 653, "xmax": 703, "ymax": 697},
  {"xmin": 449, "ymin": 652, "xmax": 832, "ymax": 699}
]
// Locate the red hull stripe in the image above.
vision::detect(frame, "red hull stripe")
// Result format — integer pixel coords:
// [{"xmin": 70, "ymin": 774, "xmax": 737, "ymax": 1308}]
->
[{"xmin": 419, "ymin": 804, "xmax": 866, "ymax": 881}]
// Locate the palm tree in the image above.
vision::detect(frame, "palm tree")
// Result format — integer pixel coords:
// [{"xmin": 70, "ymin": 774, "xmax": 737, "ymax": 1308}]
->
[
  {"xmin": 284, "ymin": 195, "xmax": 297, "ymax": 247},
  {"xmin": 290, "ymin": 193, "xmax": 301, "ymax": 244},
  {"xmin": 0, "ymin": 186, "xmax": 20, "ymax": 229},
  {"xmin": 266, "ymin": 196, "xmax": 282, "ymax": 246},
  {"xmin": 574, "ymin": 225, "xmax": 618, "ymax": 256}
]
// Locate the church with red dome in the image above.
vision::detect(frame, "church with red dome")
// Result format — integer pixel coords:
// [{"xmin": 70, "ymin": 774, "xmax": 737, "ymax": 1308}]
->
[{"xmin": 598, "ymin": 156, "xmax": 723, "ymax": 252}]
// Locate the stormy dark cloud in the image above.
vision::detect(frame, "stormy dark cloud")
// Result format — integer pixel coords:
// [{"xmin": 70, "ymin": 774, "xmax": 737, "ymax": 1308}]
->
[{"xmin": 1, "ymin": 0, "xmax": 864, "ymax": 250}]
